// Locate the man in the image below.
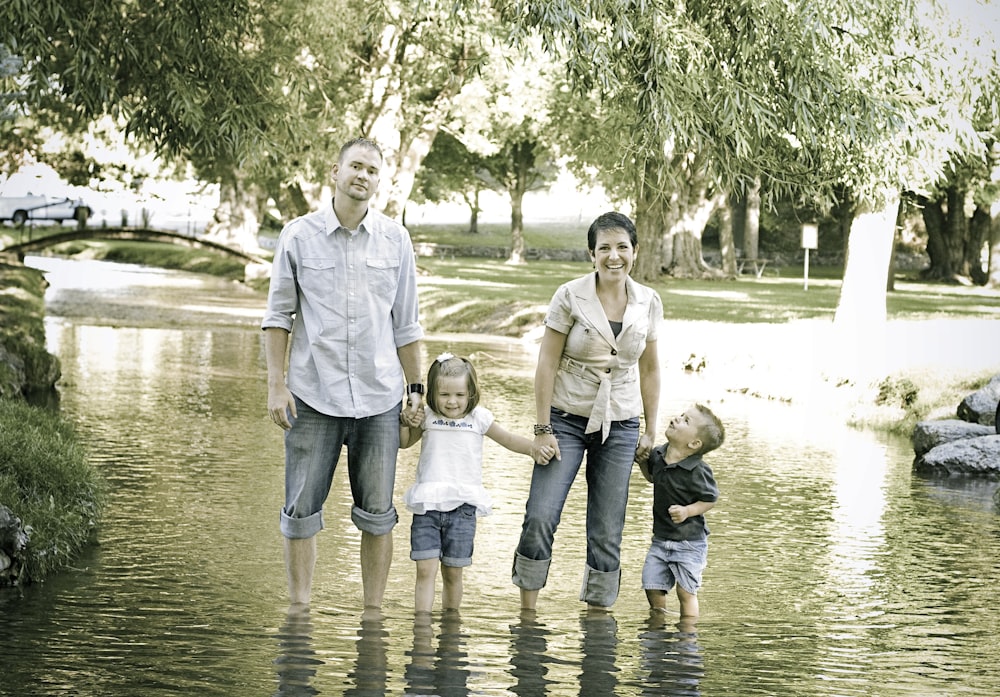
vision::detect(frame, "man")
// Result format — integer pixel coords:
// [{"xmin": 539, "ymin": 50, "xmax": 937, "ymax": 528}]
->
[{"xmin": 262, "ymin": 137, "xmax": 424, "ymax": 612}]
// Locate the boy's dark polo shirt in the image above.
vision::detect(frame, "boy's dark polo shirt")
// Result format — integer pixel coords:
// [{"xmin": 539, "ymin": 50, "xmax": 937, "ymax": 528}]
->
[{"xmin": 647, "ymin": 447, "xmax": 719, "ymax": 542}]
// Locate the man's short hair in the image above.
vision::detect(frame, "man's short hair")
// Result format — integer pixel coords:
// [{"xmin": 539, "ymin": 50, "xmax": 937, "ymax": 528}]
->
[{"xmin": 339, "ymin": 137, "xmax": 383, "ymax": 163}]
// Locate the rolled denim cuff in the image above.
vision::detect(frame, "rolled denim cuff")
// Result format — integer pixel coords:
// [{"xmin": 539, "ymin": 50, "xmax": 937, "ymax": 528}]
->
[
  {"xmin": 351, "ymin": 504, "xmax": 398, "ymax": 536},
  {"xmin": 280, "ymin": 508, "xmax": 324, "ymax": 539},
  {"xmin": 579, "ymin": 564, "xmax": 620, "ymax": 607},
  {"xmin": 512, "ymin": 552, "xmax": 551, "ymax": 591}
]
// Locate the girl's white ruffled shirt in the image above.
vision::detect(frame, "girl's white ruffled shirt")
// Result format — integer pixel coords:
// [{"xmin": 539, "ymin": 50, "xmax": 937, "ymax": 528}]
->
[{"xmin": 404, "ymin": 405, "xmax": 494, "ymax": 516}]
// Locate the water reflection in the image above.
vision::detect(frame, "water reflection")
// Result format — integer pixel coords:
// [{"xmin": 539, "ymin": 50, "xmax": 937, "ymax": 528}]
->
[
  {"xmin": 273, "ymin": 609, "xmax": 322, "ymax": 696},
  {"xmin": 6, "ymin": 256, "xmax": 999, "ymax": 696},
  {"xmin": 638, "ymin": 613, "xmax": 703, "ymax": 696},
  {"xmin": 508, "ymin": 612, "xmax": 556, "ymax": 695},
  {"xmin": 580, "ymin": 611, "xmax": 619, "ymax": 696},
  {"xmin": 405, "ymin": 611, "xmax": 470, "ymax": 696},
  {"xmin": 345, "ymin": 615, "xmax": 390, "ymax": 696}
]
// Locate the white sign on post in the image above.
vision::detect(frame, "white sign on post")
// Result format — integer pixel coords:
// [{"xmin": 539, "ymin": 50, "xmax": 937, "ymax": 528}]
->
[{"xmin": 801, "ymin": 223, "xmax": 818, "ymax": 290}]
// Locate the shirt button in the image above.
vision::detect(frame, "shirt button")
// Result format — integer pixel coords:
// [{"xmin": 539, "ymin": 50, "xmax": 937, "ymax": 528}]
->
[
  {"xmin": 605, "ymin": 368, "xmax": 612, "ymax": 373},
  {"xmin": 611, "ymin": 349, "xmax": 618, "ymax": 355}
]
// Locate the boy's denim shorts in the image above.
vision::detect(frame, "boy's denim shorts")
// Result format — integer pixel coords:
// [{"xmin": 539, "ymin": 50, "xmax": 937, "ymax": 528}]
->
[
  {"xmin": 641, "ymin": 537, "xmax": 709, "ymax": 595},
  {"xmin": 410, "ymin": 504, "xmax": 478, "ymax": 567}
]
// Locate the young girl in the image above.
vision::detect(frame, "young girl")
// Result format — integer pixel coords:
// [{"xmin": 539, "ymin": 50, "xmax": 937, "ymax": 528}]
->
[{"xmin": 400, "ymin": 353, "xmax": 554, "ymax": 614}]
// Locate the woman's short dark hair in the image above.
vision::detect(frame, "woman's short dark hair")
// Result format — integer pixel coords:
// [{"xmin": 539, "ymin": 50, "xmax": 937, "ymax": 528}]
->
[{"xmin": 587, "ymin": 211, "xmax": 638, "ymax": 252}]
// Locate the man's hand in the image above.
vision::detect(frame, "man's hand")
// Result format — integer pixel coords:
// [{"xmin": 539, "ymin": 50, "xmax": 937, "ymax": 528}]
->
[
  {"xmin": 401, "ymin": 400, "xmax": 424, "ymax": 427},
  {"xmin": 268, "ymin": 384, "xmax": 297, "ymax": 430}
]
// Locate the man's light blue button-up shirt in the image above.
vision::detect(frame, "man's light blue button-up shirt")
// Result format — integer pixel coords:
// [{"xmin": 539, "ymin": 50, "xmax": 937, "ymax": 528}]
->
[{"xmin": 261, "ymin": 200, "xmax": 423, "ymax": 418}]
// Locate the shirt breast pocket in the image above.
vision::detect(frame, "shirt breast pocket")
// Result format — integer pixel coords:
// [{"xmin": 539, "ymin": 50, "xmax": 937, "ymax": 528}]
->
[
  {"xmin": 366, "ymin": 257, "xmax": 399, "ymax": 300},
  {"xmin": 299, "ymin": 257, "xmax": 336, "ymax": 295}
]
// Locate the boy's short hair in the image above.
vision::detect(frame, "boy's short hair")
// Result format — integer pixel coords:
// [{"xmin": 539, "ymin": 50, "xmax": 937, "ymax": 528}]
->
[{"xmin": 694, "ymin": 403, "xmax": 725, "ymax": 454}]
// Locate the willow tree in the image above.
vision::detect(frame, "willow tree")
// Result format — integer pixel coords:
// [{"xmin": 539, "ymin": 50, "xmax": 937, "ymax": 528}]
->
[
  {"xmin": 0, "ymin": 0, "xmax": 304, "ymax": 251},
  {"xmin": 2, "ymin": 0, "xmax": 497, "ymax": 251},
  {"xmin": 497, "ymin": 0, "xmax": 994, "ymax": 378}
]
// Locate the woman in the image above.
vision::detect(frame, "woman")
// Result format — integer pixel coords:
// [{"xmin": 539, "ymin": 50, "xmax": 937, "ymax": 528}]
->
[{"xmin": 513, "ymin": 211, "xmax": 662, "ymax": 610}]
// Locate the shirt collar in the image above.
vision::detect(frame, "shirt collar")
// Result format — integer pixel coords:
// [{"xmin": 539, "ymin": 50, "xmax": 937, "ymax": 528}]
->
[
  {"xmin": 324, "ymin": 199, "xmax": 371, "ymax": 235},
  {"xmin": 654, "ymin": 446, "xmax": 701, "ymax": 470}
]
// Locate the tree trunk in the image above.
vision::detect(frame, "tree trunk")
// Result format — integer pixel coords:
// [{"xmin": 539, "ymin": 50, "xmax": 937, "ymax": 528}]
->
[
  {"xmin": 832, "ymin": 187, "xmax": 854, "ymax": 261},
  {"xmin": 633, "ymin": 158, "xmax": 669, "ymax": 282},
  {"xmin": 463, "ymin": 188, "xmax": 481, "ymax": 234},
  {"xmin": 920, "ymin": 195, "xmax": 952, "ymax": 279},
  {"xmin": 361, "ymin": 25, "xmax": 470, "ymax": 220},
  {"xmin": 988, "ymin": 208, "xmax": 1000, "ymax": 289},
  {"xmin": 946, "ymin": 186, "xmax": 969, "ymax": 277},
  {"xmin": 832, "ymin": 190, "xmax": 900, "ymax": 381},
  {"xmin": 203, "ymin": 171, "xmax": 263, "ymax": 253},
  {"xmin": 887, "ymin": 197, "xmax": 905, "ymax": 292},
  {"xmin": 742, "ymin": 178, "xmax": 761, "ymax": 261},
  {"xmin": 505, "ymin": 141, "xmax": 532, "ymax": 265},
  {"xmin": 968, "ymin": 204, "xmax": 990, "ymax": 285},
  {"xmin": 378, "ymin": 116, "xmax": 442, "ymax": 220},
  {"xmin": 718, "ymin": 201, "xmax": 738, "ymax": 278},
  {"xmin": 730, "ymin": 192, "xmax": 746, "ymax": 251},
  {"xmin": 279, "ymin": 182, "xmax": 313, "ymax": 220},
  {"xmin": 665, "ymin": 194, "xmax": 725, "ymax": 279},
  {"xmin": 634, "ymin": 153, "xmax": 721, "ymax": 280}
]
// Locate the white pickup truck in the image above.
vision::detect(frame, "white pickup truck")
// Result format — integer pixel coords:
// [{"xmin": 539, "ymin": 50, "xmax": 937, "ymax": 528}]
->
[{"xmin": 0, "ymin": 194, "xmax": 91, "ymax": 225}]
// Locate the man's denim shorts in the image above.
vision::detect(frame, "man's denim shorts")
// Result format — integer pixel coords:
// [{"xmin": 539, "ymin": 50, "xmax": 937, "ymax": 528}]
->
[
  {"xmin": 410, "ymin": 504, "xmax": 478, "ymax": 567},
  {"xmin": 641, "ymin": 537, "xmax": 709, "ymax": 595}
]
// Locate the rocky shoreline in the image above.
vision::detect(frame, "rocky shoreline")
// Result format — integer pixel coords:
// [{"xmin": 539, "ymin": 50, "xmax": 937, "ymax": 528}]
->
[{"xmin": 912, "ymin": 375, "xmax": 1000, "ymax": 478}]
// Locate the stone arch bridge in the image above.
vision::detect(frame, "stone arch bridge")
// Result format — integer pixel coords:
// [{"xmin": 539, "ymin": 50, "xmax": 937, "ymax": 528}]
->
[{"xmin": 0, "ymin": 227, "xmax": 269, "ymax": 266}]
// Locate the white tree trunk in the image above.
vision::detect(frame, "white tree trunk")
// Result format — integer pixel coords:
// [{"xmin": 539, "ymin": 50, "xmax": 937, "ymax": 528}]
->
[
  {"xmin": 831, "ymin": 190, "xmax": 900, "ymax": 381},
  {"xmin": 203, "ymin": 175, "xmax": 263, "ymax": 254},
  {"xmin": 988, "ymin": 205, "xmax": 1000, "ymax": 289}
]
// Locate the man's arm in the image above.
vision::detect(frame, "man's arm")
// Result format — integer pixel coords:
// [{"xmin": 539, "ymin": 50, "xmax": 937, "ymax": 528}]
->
[
  {"xmin": 397, "ymin": 340, "xmax": 423, "ymax": 414},
  {"xmin": 265, "ymin": 327, "xmax": 296, "ymax": 430}
]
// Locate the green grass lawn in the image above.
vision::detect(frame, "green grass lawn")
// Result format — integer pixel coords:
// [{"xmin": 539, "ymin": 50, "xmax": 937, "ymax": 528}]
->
[{"xmin": 415, "ymin": 256, "xmax": 1000, "ymax": 333}]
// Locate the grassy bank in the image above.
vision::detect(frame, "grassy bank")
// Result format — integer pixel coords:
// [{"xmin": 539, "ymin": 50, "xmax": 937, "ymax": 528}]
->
[
  {"xmin": 0, "ymin": 260, "xmax": 104, "ymax": 585},
  {"xmin": 0, "ymin": 262, "xmax": 62, "ymax": 399},
  {"xmin": 0, "ymin": 398, "xmax": 104, "ymax": 584}
]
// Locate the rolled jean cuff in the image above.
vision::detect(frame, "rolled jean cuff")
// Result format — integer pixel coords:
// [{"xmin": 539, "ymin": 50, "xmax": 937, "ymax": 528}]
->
[
  {"xmin": 280, "ymin": 508, "xmax": 324, "ymax": 539},
  {"xmin": 512, "ymin": 552, "xmax": 550, "ymax": 591},
  {"xmin": 579, "ymin": 564, "xmax": 620, "ymax": 607},
  {"xmin": 351, "ymin": 504, "xmax": 398, "ymax": 536}
]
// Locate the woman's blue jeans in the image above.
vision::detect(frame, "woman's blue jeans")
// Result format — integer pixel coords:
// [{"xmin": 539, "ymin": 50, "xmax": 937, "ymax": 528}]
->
[{"xmin": 513, "ymin": 409, "xmax": 639, "ymax": 607}]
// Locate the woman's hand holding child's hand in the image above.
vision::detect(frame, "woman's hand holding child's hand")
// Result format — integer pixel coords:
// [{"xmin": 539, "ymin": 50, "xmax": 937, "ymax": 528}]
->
[{"xmin": 531, "ymin": 443, "xmax": 556, "ymax": 465}]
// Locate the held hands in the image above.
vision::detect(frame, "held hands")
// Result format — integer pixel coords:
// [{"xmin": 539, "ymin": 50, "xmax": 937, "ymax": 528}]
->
[
  {"xmin": 531, "ymin": 434, "xmax": 560, "ymax": 466},
  {"xmin": 668, "ymin": 504, "xmax": 690, "ymax": 524},
  {"xmin": 401, "ymin": 394, "xmax": 424, "ymax": 427},
  {"xmin": 634, "ymin": 431, "xmax": 655, "ymax": 465}
]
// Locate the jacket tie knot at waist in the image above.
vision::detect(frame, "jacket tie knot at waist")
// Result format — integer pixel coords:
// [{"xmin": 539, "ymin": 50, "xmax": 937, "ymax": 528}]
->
[{"xmin": 559, "ymin": 356, "xmax": 634, "ymax": 443}]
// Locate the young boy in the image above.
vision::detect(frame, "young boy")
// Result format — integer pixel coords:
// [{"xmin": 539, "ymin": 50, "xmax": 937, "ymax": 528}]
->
[{"xmin": 637, "ymin": 404, "xmax": 724, "ymax": 619}]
